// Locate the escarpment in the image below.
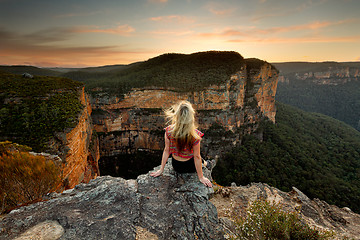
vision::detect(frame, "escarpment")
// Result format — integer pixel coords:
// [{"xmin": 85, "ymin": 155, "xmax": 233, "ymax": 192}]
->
[
  {"xmin": 0, "ymin": 72, "xmax": 100, "ymax": 191},
  {"xmin": 49, "ymin": 87, "xmax": 100, "ymax": 190},
  {"xmin": 91, "ymin": 55, "xmax": 278, "ymax": 168}
]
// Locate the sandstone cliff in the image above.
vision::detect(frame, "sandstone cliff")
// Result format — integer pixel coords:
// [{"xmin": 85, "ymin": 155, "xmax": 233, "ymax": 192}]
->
[
  {"xmin": 50, "ymin": 87, "xmax": 100, "ymax": 190},
  {"xmin": 0, "ymin": 72, "xmax": 100, "ymax": 191},
  {"xmin": 92, "ymin": 60, "xmax": 278, "ymax": 159},
  {"xmin": 275, "ymin": 62, "xmax": 360, "ymax": 85}
]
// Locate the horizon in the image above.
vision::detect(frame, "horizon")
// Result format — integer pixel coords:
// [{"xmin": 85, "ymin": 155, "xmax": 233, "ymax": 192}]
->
[
  {"xmin": 2, "ymin": 55, "xmax": 360, "ymax": 69},
  {"xmin": 1, "ymin": 0, "xmax": 360, "ymax": 68}
]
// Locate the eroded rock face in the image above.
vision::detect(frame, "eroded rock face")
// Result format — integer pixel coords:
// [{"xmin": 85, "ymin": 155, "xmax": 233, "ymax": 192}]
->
[
  {"xmin": 0, "ymin": 160, "xmax": 224, "ymax": 240},
  {"xmin": 211, "ymin": 183, "xmax": 360, "ymax": 240},
  {"xmin": 49, "ymin": 88, "xmax": 100, "ymax": 190},
  {"xmin": 92, "ymin": 63, "xmax": 278, "ymax": 159},
  {"xmin": 278, "ymin": 65, "xmax": 360, "ymax": 85}
]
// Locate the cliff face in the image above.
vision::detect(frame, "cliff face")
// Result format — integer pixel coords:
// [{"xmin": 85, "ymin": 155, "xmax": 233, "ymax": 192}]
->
[
  {"xmin": 49, "ymin": 87, "xmax": 100, "ymax": 190},
  {"xmin": 277, "ymin": 64, "xmax": 360, "ymax": 85},
  {"xmin": 0, "ymin": 72, "xmax": 100, "ymax": 191},
  {"xmin": 92, "ymin": 62, "xmax": 278, "ymax": 158}
]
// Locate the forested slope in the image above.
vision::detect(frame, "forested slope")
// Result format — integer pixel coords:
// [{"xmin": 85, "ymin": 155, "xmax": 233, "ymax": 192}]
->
[{"xmin": 213, "ymin": 102, "xmax": 360, "ymax": 213}]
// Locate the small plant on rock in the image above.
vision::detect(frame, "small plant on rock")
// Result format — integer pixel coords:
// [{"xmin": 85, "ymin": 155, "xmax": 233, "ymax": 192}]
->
[{"xmin": 231, "ymin": 199, "xmax": 335, "ymax": 240}]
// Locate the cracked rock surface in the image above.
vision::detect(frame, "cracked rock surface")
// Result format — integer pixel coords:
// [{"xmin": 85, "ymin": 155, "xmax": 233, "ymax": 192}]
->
[{"xmin": 0, "ymin": 160, "xmax": 224, "ymax": 240}]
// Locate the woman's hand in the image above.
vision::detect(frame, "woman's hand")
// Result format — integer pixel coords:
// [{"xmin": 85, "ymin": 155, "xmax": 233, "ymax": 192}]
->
[
  {"xmin": 199, "ymin": 177, "xmax": 212, "ymax": 187},
  {"xmin": 150, "ymin": 169, "xmax": 163, "ymax": 177}
]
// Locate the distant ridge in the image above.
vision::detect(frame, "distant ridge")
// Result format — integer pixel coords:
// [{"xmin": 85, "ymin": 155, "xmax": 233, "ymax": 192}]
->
[
  {"xmin": 0, "ymin": 65, "xmax": 60, "ymax": 77},
  {"xmin": 274, "ymin": 61, "xmax": 360, "ymax": 131}
]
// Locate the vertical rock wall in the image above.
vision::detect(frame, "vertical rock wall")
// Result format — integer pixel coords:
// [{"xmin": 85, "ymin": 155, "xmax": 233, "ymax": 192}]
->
[
  {"xmin": 51, "ymin": 87, "xmax": 100, "ymax": 190},
  {"xmin": 91, "ymin": 62, "xmax": 278, "ymax": 159}
]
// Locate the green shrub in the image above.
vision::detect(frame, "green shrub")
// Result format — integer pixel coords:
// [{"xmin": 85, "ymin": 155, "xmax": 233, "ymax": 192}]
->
[{"xmin": 231, "ymin": 199, "xmax": 335, "ymax": 240}]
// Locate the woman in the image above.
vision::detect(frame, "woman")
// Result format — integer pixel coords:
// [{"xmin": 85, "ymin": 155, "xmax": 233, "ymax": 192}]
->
[{"xmin": 150, "ymin": 100, "xmax": 212, "ymax": 188}]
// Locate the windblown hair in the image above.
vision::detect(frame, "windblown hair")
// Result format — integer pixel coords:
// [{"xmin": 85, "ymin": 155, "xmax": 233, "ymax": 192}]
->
[{"xmin": 165, "ymin": 100, "xmax": 201, "ymax": 152}]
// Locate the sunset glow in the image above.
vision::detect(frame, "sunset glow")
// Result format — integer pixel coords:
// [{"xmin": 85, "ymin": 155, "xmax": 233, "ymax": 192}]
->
[{"xmin": 1, "ymin": 0, "xmax": 360, "ymax": 67}]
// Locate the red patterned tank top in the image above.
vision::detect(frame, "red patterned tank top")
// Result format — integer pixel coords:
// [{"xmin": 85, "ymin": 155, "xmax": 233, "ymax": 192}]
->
[{"xmin": 165, "ymin": 125, "xmax": 204, "ymax": 159}]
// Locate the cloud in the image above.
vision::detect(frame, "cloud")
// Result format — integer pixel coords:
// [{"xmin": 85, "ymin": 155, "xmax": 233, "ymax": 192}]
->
[
  {"xmin": 0, "ymin": 38, "xmax": 151, "ymax": 67},
  {"xmin": 149, "ymin": 15, "xmax": 195, "ymax": 24},
  {"xmin": 198, "ymin": 19, "xmax": 357, "ymax": 38},
  {"xmin": 54, "ymin": 11, "xmax": 103, "ymax": 19},
  {"xmin": 0, "ymin": 26, "xmax": 145, "ymax": 67},
  {"xmin": 205, "ymin": 2, "xmax": 236, "ymax": 16},
  {"xmin": 24, "ymin": 27, "xmax": 75, "ymax": 43},
  {"xmin": 227, "ymin": 35, "xmax": 360, "ymax": 44},
  {"xmin": 72, "ymin": 24, "xmax": 135, "ymax": 35},
  {"xmin": 252, "ymin": 0, "xmax": 328, "ymax": 22},
  {"xmin": 148, "ymin": 0, "xmax": 168, "ymax": 3},
  {"xmin": 149, "ymin": 30, "xmax": 194, "ymax": 36},
  {"xmin": 0, "ymin": 28, "xmax": 15, "ymax": 39}
]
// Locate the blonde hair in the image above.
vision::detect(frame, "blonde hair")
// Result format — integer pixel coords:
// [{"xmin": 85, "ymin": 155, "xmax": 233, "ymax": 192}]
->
[{"xmin": 165, "ymin": 100, "xmax": 201, "ymax": 151}]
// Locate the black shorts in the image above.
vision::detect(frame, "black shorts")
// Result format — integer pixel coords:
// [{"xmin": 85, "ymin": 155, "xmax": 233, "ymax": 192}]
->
[{"xmin": 171, "ymin": 154, "xmax": 196, "ymax": 173}]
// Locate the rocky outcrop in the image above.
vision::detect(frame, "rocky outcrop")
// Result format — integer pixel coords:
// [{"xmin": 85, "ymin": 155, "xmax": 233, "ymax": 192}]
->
[
  {"xmin": 2, "ymin": 165, "xmax": 360, "ymax": 239},
  {"xmin": 92, "ymin": 62, "xmax": 278, "ymax": 159},
  {"xmin": 277, "ymin": 65, "xmax": 360, "ymax": 85},
  {"xmin": 211, "ymin": 183, "xmax": 360, "ymax": 240},
  {"xmin": 0, "ymin": 160, "xmax": 223, "ymax": 240},
  {"xmin": 49, "ymin": 88, "xmax": 100, "ymax": 190}
]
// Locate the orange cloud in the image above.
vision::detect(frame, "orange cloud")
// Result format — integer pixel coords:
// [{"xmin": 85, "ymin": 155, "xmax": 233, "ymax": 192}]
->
[
  {"xmin": 0, "ymin": 26, "xmax": 149, "ymax": 67},
  {"xmin": 149, "ymin": 30, "xmax": 194, "ymax": 36},
  {"xmin": 0, "ymin": 42, "xmax": 155, "ymax": 67},
  {"xmin": 208, "ymin": 8, "xmax": 234, "ymax": 16},
  {"xmin": 73, "ymin": 25, "xmax": 135, "ymax": 35},
  {"xmin": 150, "ymin": 15, "xmax": 195, "ymax": 24},
  {"xmin": 198, "ymin": 19, "xmax": 357, "ymax": 38},
  {"xmin": 205, "ymin": 2, "xmax": 235, "ymax": 16},
  {"xmin": 227, "ymin": 35, "xmax": 360, "ymax": 44}
]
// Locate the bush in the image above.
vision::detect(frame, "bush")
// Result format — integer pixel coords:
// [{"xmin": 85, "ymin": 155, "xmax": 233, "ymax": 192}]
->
[
  {"xmin": 231, "ymin": 199, "xmax": 335, "ymax": 240},
  {"xmin": 0, "ymin": 144, "xmax": 60, "ymax": 214}
]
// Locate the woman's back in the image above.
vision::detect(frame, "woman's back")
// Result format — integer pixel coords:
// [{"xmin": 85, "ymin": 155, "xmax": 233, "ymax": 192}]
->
[{"xmin": 165, "ymin": 125, "xmax": 204, "ymax": 160}]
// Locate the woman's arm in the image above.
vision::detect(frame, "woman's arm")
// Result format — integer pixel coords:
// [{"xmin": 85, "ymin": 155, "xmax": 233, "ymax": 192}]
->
[
  {"xmin": 150, "ymin": 132, "xmax": 170, "ymax": 177},
  {"xmin": 193, "ymin": 140, "xmax": 212, "ymax": 187}
]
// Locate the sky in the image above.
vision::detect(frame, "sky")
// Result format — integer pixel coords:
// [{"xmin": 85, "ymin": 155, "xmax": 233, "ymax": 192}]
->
[{"xmin": 0, "ymin": 0, "xmax": 360, "ymax": 67}]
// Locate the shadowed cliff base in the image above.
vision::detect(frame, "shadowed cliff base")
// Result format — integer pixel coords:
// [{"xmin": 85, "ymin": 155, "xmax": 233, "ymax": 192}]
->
[{"xmin": 98, "ymin": 150, "xmax": 162, "ymax": 179}]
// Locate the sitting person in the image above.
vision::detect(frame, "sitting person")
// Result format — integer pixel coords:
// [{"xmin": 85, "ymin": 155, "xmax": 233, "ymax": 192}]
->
[{"xmin": 150, "ymin": 100, "xmax": 212, "ymax": 188}]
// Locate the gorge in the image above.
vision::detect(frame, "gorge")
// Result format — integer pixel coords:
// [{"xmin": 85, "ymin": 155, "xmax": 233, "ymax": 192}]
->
[
  {"xmin": 2, "ymin": 52, "xmax": 360, "ymax": 239},
  {"xmin": 88, "ymin": 52, "xmax": 278, "ymax": 179}
]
